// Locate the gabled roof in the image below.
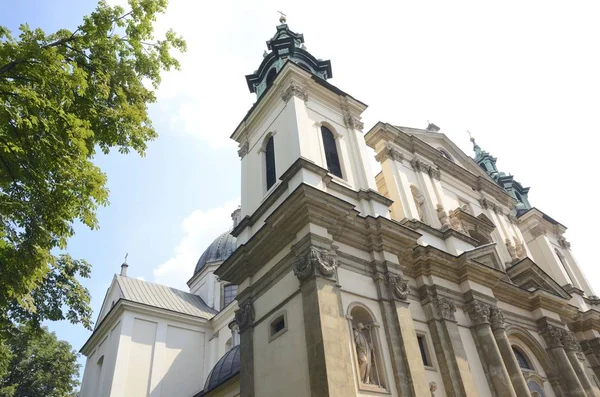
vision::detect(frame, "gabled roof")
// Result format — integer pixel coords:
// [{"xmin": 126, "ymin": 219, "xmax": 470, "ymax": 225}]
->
[
  {"xmin": 115, "ymin": 275, "xmax": 217, "ymax": 319},
  {"xmin": 506, "ymin": 258, "xmax": 571, "ymax": 299}
]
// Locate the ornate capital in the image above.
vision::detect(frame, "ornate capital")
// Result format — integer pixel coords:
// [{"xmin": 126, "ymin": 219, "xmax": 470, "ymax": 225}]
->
[
  {"xmin": 281, "ymin": 81, "xmax": 308, "ymax": 103},
  {"xmin": 375, "ymin": 144, "xmax": 404, "ymax": 163},
  {"xmin": 237, "ymin": 141, "xmax": 249, "ymax": 158},
  {"xmin": 489, "ymin": 306, "xmax": 506, "ymax": 330},
  {"xmin": 432, "ymin": 296, "xmax": 457, "ymax": 321},
  {"xmin": 410, "ymin": 158, "xmax": 431, "ymax": 174},
  {"xmin": 343, "ymin": 113, "xmax": 364, "ymax": 131},
  {"xmin": 387, "ymin": 273, "xmax": 409, "ymax": 300},
  {"xmin": 558, "ymin": 236, "xmax": 571, "ymax": 250},
  {"xmin": 507, "ymin": 213, "xmax": 518, "ymax": 224},
  {"xmin": 428, "ymin": 167, "xmax": 441, "ymax": 180},
  {"xmin": 540, "ymin": 325, "xmax": 564, "ymax": 349},
  {"xmin": 466, "ymin": 300, "xmax": 492, "ymax": 326},
  {"xmin": 530, "ymin": 223, "xmax": 548, "ymax": 239},
  {"xmin": 293, "ymin": 246, "xmax": 338, "ymax": 282},
  {"xmin": 235, "ymin": 300, "xmax": 255, "ymax": 332},
  {"xmin": 562, "ymin": 331, "xmax": 582, "ymax": 353}
]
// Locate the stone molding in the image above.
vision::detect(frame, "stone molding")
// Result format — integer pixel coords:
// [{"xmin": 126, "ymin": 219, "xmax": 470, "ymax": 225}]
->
[
  {"xmin": 432, "ymin": 296, "xmax": 457, "ymax": 321},
  {"xmin": 540, "ymin": 325, "xmax": 565, "ymax": 349},
  {"xmin": 235, "ymin": 299, "xmax": 255, "ymax": 332},
  {"xmin": 375, "ymin": 144, "xmax": 404, "ymax": 163},
  {"xmin": 340, "ymin": 98, "xmax": 364, "ymax": 131},
  {"xmin": 562, "ymin": 331, "xmax": 582, "ymax": 353},
  {"xmin": 466, "ymin": 300, "xmax": 492, "ymax": 326},
  {"xmin": 581, "ymin": 338, "xmax": 600, "ymax": 360},
  {"xmin": 558, "ymin": 236, "xmax": 571, "ymax": 250},
  {"xmin": 478, "ymin": 197, "xmax": 504, "ymax": 215},
  {"xmin": 410, "ymin": 158, "xmax": 441, "ymax": 180},
  {"xmin": 529, "ymin": 223, "xmax": 548, "ymax": 239},
  {"xmin": 281, "ymin": 81, "xmax": 308, "ymax": 103},
  {"xmin": 238, "ymin": 141, "xmax": 249, "ymax": 158},
  {"xmin": 386, "ymin": 273, "xmax": 409, "ymax": 300},
  {"xmin": 292, "ymin": 246, "xmax": 338, "ymax": 282}
]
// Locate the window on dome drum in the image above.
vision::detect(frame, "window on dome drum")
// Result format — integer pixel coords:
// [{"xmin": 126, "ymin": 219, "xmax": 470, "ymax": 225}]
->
[
  {"xmin": 512, "ymin": 347, "xmax": 532, "ymax": 370},
  {"xmin": 269, "ymin": 312, "xmax": 287, "ymax": 342},
  {"xmin": 265, "ymin": 136, "xmax": 276, "ymax": 190},
  {"xmin": 321, "ymin": 126, "xmax": 342, "ymax": 178},
  {"xmin": 266, "ymin": 68, "xmax": 277, "ymax": 87},
  {"xmin": 223, "ymin": 284, "xmax": 237, "ymax": 308},
  {"xmin": 417, "ymin": 334, "xmax": 431, "ymax": 367}
]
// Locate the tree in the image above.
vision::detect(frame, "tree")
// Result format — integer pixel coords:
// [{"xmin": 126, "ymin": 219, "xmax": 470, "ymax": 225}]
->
[
  {"xmin": 0, "ymin": 325, "xmax": 80, "ymax": 397},
  {"xmin": 0, "ymin": 0, "xmax": 185, "ymax": 333}
]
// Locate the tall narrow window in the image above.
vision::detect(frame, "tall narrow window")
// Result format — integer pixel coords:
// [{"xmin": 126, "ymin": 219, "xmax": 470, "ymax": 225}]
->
[
  {"xmin": 321, "ymin": 126, "xmax": 342, "ymax": 178},
  {"xmin": 417, "ymin": 335, "xmax": 430, "ymax": 367},
  {"xmin": 266, "ymin": 68, "xmax": 277, "ymax": 88},
  {"xmin": 223, "ymin": 284, "xmax": 238, "ymax": 308},
  {"xmin": 265, "ymin": 136, "xmax": 276, "ymax": 190}
]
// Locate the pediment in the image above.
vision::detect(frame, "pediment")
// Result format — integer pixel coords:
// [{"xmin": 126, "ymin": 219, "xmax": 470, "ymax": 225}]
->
[
  {"xmin": 506, "ymin": 258, "xmax": 571, "ymax": 299},
  {"xmin": 94, "ymin": 276, "xmax": 124, "ymax": 329},
  {"xmin": 462, "ymin": 243, "xmax": 504, "ymax": 270}
]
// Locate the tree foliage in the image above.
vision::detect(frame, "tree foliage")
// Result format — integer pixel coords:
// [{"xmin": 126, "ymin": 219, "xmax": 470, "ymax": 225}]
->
[
  {"xmin": 0, "ymin": 0, "xmax": 185, "ymax": 333},
  {"xmin": 0, "ymin": 325, "xmax": 80, "ymax": 397}
]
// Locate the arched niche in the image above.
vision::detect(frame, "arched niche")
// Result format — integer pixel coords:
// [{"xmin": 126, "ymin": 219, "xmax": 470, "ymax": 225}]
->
[{"xmin": 346, "ymin": 303, "xmax": 389, "ymax": 393}]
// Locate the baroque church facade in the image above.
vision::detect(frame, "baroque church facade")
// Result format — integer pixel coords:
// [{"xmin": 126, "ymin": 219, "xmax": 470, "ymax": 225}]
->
[{"xmin": 79, "ymin": 18, "xmax": 600, "ymax": 397}]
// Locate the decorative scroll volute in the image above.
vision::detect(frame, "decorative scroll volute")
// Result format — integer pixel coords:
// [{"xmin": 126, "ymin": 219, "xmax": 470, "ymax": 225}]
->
[
  {"xmin": 293, "ymin": 246, "xmax": 338, "ymax": 282},
  {"xmin": 387, "ymin": 273, "xmax": 409, "ymax": 300},
  {"xmin": 466, "ymin": 300, "xmax": 492, "ymax": 326},
  {"xmin": 540, "ymin": 325, "xmax": 564, "ymax": 349},
  {"xmin": 235, "ymin": 300, "xmax": 255, "ymax": 332},
  {"xmin": 432, "ymin": 296, "xmax": 457, "ymax": 321}
]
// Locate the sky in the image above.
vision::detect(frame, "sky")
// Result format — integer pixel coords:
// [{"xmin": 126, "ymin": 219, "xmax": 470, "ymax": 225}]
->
[{"xmin": 3, "ymin": 0, "xmax": 600, "ymax": 380}]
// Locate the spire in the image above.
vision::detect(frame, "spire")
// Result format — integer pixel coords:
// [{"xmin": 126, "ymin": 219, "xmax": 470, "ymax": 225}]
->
[
  {"xmin": 468, "ymin": 131, "xmax": 482, "ymax": 158},
  {"xmin": 245, "ymin": 17, "xmax": 332, "ymax": 98},
  {"xmin": 120, "ymin": 253, "xmax": 129, "ymax": 276}
]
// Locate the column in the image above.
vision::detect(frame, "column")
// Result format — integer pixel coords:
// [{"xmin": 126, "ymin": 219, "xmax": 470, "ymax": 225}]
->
[
  {"xmin": 540, "ymin": 325, "xmax": 587, "ymax": 397},
  {"xmin": 423, "ymin": 291, "xmax": 478, "ymax": 397},
  {"xmin": 466, "ymin": 300, "xmax": 517, "ymax": 397},
  {"xmin": 293, "ymin": 245, "xmax": 356, "ymax": 397},
  {"xmin": 562, "ymin": 331, "xmax": 600, "ymax": 397},
  {"xmin": 488, "ymin": 307, "xmax": 532, "ymax": 397},
  {"xmin": 373, "ymin": 272, "xmax": 429, "ymax": 397},
  {"xmin": 581, "ymin": 338, "xmax": 600, "ymax": 380},
  {"xmin": 235, "ymin": 298, "xmax": 255, "ymax": 397}
]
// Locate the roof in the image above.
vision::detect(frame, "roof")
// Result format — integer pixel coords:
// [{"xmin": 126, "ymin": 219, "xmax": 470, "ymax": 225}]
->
[
  {"xmin": 116, "ymin": 275, "xmax": 217, "ymax": 319},
  {"xmin": 194, "ymin": 230, "xmax": 237, "ymax": 275},
  {"xmin": 196, "ymin": 345, "xmax": 240, "ymax": 396}
]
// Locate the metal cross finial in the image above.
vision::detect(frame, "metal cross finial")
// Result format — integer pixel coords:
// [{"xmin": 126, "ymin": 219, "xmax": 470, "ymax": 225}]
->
[
  {"xmin": 124, "ymin": 253, "xmax": 128, "ymax": 264},
  {"xmin": 277, "ymin": 11, "xmax": 287, "ymax": 24},
  {"xmin": 467, "ymin": 130, "xmax": 475, "ymax": 142}
]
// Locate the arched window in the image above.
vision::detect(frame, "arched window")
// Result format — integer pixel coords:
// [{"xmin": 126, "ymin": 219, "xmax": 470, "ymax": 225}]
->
[
  {"xmin": 438, "ymin": 149, "xmax": 453, "ymax": 162},
  {"xmin": 265, "ymin": 136, "xmax": 276, "ymax": 190},
  {"xmin": 265, "ymin": 68, "xmax": 277, "ymax": 88},
  {"xmin": 321, "ymin": 126, "xmax": 342, "ymax": 178},
  {"xmin": 348, "ymin": 305, "xmax": 388, "ymax": 391},
  {"xmin": 512, "ymin": 347, "xmax": 532, "ymax": 370},
  {"xmin": 223, "ymin": 284, "xmax": 238, "ymax": 308}
]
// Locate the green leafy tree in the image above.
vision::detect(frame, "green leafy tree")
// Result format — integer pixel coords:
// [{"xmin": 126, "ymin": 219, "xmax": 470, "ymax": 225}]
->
[
  {"xmin": 0, "ymin": 0, "xmax": 185, "ymax": 333},
  {"xmin": 0, "ymin": 325, "xmax": 80, "ymax": 397}
]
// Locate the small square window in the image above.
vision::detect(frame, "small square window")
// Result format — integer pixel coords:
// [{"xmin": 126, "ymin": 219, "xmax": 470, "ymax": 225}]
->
[{"xmin": 269, "ymin": 312, "xmax": 288, "ymax": 342}]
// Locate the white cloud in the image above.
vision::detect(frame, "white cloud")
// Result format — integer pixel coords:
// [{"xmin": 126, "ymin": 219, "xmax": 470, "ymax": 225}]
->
[{"xmin": 153, "ymin": 200, "xmax": 239, "ymax": 289}]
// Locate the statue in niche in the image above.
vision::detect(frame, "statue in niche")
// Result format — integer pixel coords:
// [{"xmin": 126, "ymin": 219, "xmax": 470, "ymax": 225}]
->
[
  {"xmin": 514, "ymin": 237, "xmax": 526, "ymax": 259},
  {"xmin": 437, "ymin": 204, "xmax": 450, "ymax": 228},
  {"xmin": 410, "ymin": 185, "xmax": 425, "ymax": 221},
  {"xmin": 449, "ymin": 211, "xmax": 464, "ymax": 233},
  {"xmin": 354, "ymin": 323, "xmax": 373, "ymax": 384},
  {"xmin": 506, "ymin": 238, "xmax": 518, "ymax": 261},
  {"xmin": 429, "ymin": 382, "xmax": 438, "ymax": 397}
]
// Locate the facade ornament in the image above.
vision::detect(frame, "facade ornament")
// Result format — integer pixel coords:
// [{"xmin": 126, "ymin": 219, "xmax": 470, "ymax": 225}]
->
[
  {"xmin": 281, "ymin": 81, "xmax": 308, "ymax": 103},
  {"xmin": 466, "ymin": 300, "xmax": 492, "ymax": 326},
  {"xmin": 428, "ymin": 167, "xmax": 441, "ymax": 180},
  {"xmin": 530, "ymin": 223, "xmax": 548, "ymax": 239},
  {"xmin": 449, "ymin": 210, "xmax": 465, "ymax": 233},
  {"xmin": 437, "ymin": 204, "xmax": 450, "ymax": 228},
  {"xmin": 237, "ymin": 141, "xmax": 249, "ymax": 158},
  {"xmin": 514, "ymin": 237, "xmax": 526, "ymax": 259},
  {"xmin": 489, "ymin": 306, "xmax": 506, "ymax": 330},
  {"xmin": 410, "ymin": 185, "xmax": 425, "ymax": 221},
  {"xmin": 387, "ymin": 273, "xmax": 409, "ymax": 300},
  {"xmin": 540, "ymin": 325, "xmax": 564, "ymax": 349},
  {"xmin": 292, "ymin": 246, "xmax": 338, "ymax": 282},
  {"xmin": 561, "ymin": 331, "xmax": 582, "ymax": 353},
  {"xmin": 375, "ymin": 145, "xmax": 404, "ymax": 163},
  {"xmin": 411, "ymin": 158, "xmax": 432, "ymax": 174},
  {"xmin": 506, "ymin": 238, "xmax": 518, "ymax": 261},
  {"xmin": 429, "ymin": 381, "xmax": 438, "ymax": 397},
  {"xmin": 432, "ymin": 296, "xmax": 457, "ymax": 321},
  {"xmin": 558, "ymin": 236, "xmax": 571, "ymax": 250},
  {"xmin": 507, "ymin": 213, "xmax": 518, "ymax": 224},
  {"xmin": 235, "ymin": 300, "xmax": 255, "ymax": 332},
  {"xmin": 340, "ymin": 98, "xmax": 364, "ymax": 131},
  {"xmin": 354, "ymin": 323, "xmax": 374, "ymax": 384}
]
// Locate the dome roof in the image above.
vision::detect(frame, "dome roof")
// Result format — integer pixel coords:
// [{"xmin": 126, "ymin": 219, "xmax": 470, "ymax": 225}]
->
[
  {"xmin": 194, "ymin": 231, "xmax": 236, "ymax": 275},
  {"xmin": 202, "ymin": 345, "xmax": 240, "ymax": 394}
]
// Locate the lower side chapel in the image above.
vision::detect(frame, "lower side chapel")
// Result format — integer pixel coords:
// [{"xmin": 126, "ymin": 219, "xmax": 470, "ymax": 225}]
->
[{"xmin": 79, "ymin": 17, "xmax": 600, "ymax": 397}]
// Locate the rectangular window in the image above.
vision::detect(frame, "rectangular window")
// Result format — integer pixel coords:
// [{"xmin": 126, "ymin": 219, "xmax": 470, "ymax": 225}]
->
[
  {"xmin": 417, "ymin": 335, "xmax": 430, "ymax": 367},
  {"xmin": 223, "ymin": 284, "xmax": 237, "ymax": 308}
]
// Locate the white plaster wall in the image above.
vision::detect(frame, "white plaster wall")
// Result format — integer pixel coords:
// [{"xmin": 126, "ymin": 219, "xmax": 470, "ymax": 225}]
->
[
  {"xmin": 125, "ymin": 318, "xmax": 157, "ymax": 397},
  {"xmin": 159, "ymin": 325, "xmax": 205, "ymax": 397}
]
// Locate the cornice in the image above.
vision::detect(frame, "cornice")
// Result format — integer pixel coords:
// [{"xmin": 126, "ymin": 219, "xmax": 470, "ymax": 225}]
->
[
  {"xmin": 400, "ymin": 218, "xmax": 480, "ymax": 247},
  {"xmin": 570, "ymin": 309, "xmax": 600, "ymax": 333}
]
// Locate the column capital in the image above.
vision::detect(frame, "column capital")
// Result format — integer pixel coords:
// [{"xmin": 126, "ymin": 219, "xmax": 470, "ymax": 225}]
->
[
  {"xmin": 489, "ymin": 306, "xmax": 506, "ymax": 330},
  {"xmin": 540, "ymin": 324, "xmax": 565, "ymax": 349},
  {"xmin": 281, "ymin": 81, "xmax": 308, "ymax": 103},
  {"xmin": 466, "ymin": 300, "xmax": 492, "ymax": 326},
  {"xmin": 432, "ymin": 296, "xmax": 457, "ymax": 322},
  {"xmin": 235, "ymin": 299, "xmax": 255, "ymax": 332},
  {"xmin": 375, "ymin": 144, "xmax": 404, "ymax": 163},
  {"xmin": 292, "ymin": 246, "xmax": 338, "ymax": 283},
  {"xmin": 562, "ymin": 331, "xmax": 582, "ymax": 353},
  {"xmin": 386, "ymin": 273, "xmax": 409, "ymax": 301}
]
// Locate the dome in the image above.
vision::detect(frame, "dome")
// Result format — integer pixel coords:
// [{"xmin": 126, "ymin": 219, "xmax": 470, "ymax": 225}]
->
[
  {"xmin": 194, "ymin": 231, "xmax": 236, "ymax": 275},
  {"xmin": 202, "ymin": 345, "xmax": 240, "ymax": 394}
]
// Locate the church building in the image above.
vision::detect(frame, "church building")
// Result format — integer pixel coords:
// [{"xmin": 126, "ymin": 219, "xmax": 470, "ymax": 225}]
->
[{"xmin": 79, "ymin": 16, "xmax": 600, "ymax": 397}]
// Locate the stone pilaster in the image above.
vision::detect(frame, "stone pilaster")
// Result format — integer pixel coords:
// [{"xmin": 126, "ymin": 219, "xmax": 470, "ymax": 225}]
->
[
  {"xmin": 466, "ymin": 301, "xmax": 517, "ymax": 397},
  {"xmin": 562, "ymin": 331, "xmax": 600, "ymax": 397},
  {"xmin": 373, "ymin": 272, "xmax": 428, "ymax": 397},
  {"xmin": 581, "ymin": 338, "xmax": 600, "ymax": 380},
  {"xmin": 540, "ymin": 325, "xmax": 587, "ymax": 397},
  {"xmin": 423, "ymin": 292, "xmax": 478, "ymax": 397},
  {"xmin": 293, "ymin": 245, "xmax": 355, "ymax": 397},
  {"xmin": 235, "ymin": 299, "xmax": 255, "ymax": 397},
  {"xmin": 489, "ymin": 307, "xmax": 532, "ymax": 397}
]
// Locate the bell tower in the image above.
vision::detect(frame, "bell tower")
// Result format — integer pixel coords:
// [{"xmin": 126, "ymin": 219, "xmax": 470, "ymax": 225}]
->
[{"xmin": 217, "ymin": 17, "xmax": 423, "ymax": 397}]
